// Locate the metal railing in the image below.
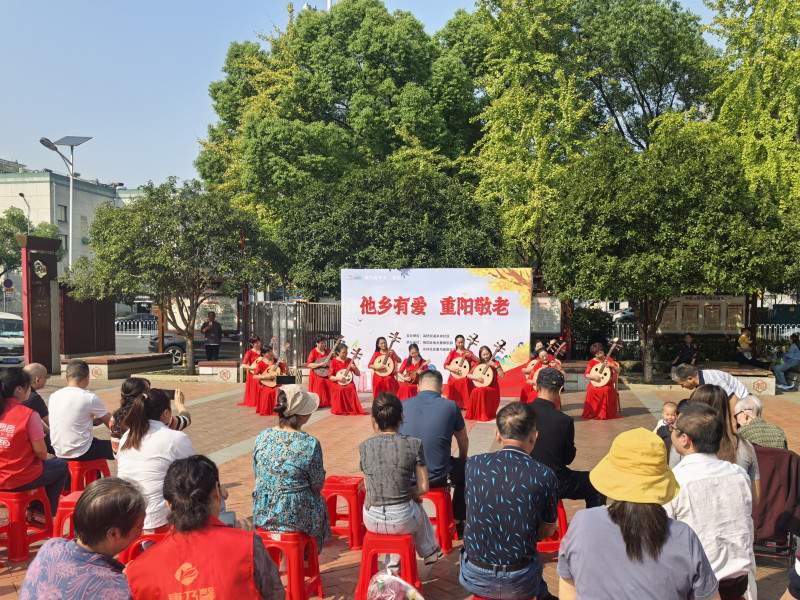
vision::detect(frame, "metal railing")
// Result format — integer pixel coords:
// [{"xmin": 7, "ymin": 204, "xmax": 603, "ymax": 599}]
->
[
  {"xmin": 613, "ymin": 322, "xmax": 639, "ymax": 342},
  {"xmin": 757, "ymin": 324, "xmax": 800, "ymax": 341},
  {"xmin": 115, "ymin": 321, "xmax": 158, "ymax": 337}
]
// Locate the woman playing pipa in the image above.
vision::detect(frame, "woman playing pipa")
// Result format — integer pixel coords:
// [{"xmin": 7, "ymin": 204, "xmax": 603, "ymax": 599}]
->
[
  {"xmin": 582, "ymin": 340, "xmax": 622, "ymax": 420},
  {"xmin": 443, "ymin": 334, "xmax": 479, "ymax": 409},
  {"xmin": 329, "ymin": 344, "xmax": 367, "ymax": 416},
  {"xmin": 465, "ymin": 342, "xmax": 505, "ymax": 422},
  {"xmin": 368, "ymin": 334, "xmax": 401, "ymax": 398},
  {"xmin": 397, "ymin": 343, "xmax": 430, "ymax": 400}
]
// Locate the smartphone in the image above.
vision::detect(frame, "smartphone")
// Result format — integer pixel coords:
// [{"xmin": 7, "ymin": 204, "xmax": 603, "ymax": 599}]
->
[{"xmin": 155, "ymin": 389, "xmax": 176, "ymax": 400}]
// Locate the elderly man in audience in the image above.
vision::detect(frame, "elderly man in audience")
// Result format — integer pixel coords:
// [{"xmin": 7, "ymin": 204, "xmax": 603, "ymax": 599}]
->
[
  {"xmin": 530, "ymin": 368, "xmax": 605, "ymax": 508},
  {"xmin": 399, "ymin": 369, "xmax": 469, "ymax": 533},
  {"xmin": 20, "ymin": 478, "xmax": 146, "ymax": 600},
  {"xmin": 665, "ymin": 402, "xmax": 754, "ymax": 600},
  {"xmin": 735, "ymin": 396, "xmax": 788, "ymax": 449},
  {"xmin": 460, "ymin": 402, "xmax": 558, "ymax": 600},
  {"xmin": 672, "ymin": 363, "xmax": 757, "ymax": 427}
]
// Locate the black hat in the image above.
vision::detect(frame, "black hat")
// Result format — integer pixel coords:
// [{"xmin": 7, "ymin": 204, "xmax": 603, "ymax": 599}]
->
[{"xmin": 537, "ymin": 367, "xmax": 564, "ymax": 389}]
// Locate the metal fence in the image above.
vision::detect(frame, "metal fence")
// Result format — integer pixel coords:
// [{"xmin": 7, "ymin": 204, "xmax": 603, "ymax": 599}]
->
[
  {"xmin": 757, "ymin": 324, "xmax": 800, "ymax": 340},
  {"xmin": 115, "ymin": 321, "xmax": 158, "ymax": 337},
  {"xmin": 613, "ymin": 322, "xmax": 639, "ymax": 342},
  {"xmin": 241, "ymin": 301, "xmax": 341, "ymax": 369}
]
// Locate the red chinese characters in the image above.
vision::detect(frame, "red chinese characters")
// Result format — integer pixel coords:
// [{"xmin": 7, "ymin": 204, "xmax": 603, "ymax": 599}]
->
[{"xmin": 360, "ymin": 295, "xmax": 512, "ymax": 317}]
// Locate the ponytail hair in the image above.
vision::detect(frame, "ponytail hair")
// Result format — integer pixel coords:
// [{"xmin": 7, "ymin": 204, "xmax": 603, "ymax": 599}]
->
[
  {"xmin": 0, "ymin": 368, "xmax": 30, "ymax": 413},
  {"xmin": 120, "ymin": 388, "xmax": 171, "ymax": 452},
  {"xmin": 163, "ymin": 455, "xmax": 219, "ymax": 532},
  {"xmin": 113, "ymin": 377, "xmax": 151, "ymax": 438},
  {"xmin": 249, "ymin": 334, "xmax": 261, "ymax": 348},
  {"xmin": 372, "ymin": 393, "xmax": 403, "ymax": 431}
]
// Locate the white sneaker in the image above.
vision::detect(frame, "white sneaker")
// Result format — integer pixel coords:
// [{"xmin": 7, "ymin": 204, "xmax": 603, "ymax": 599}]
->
[
  {"xmin": 423, "ymin": 547, "xmax": 443, "ymax": 565},
  {"xmin": 781, "ymin": 384, "xmax": 795, "ymax": 390}
]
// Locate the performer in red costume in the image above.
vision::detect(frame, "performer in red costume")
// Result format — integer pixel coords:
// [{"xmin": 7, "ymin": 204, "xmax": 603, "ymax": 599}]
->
[
  {"xmin": 583, "ymin": 342, "xmax": 621, "ymax": 420},
  {"xmin": 368, "ymin": 336, "xmax": 401, "ymax": 398},
  {"xmin": 519, "ymin": 341, "xmax": 547, "ymax": 404},
  {"xmin": 397, "ymin": 343, "xmax": 429, "ymax": 400},
  {"xmin": 252, "ymin": 344, "xmax": 288, "ymax": 416},
  {"xmin": 329, "ymin": 343, "xmax": 367, "ymax": 416},
  {"xmin": 238, "ymin": 335, "xmax": 262, "ymax": 407},
  {"xmin": 307, "ymin": 334, "xmax": 334, "ymax": 408},
  {"xmin": 465, "ymin": 346, "xmax": 504, "ymax": 422},
  {"xmin": 444, "ymin": 334, "xmax": 477, "ymax": 409}
]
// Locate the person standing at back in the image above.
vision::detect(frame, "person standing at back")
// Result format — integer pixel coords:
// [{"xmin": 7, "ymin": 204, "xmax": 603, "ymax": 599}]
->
[
  {"xmin": 49, "ymin": 359, "xmax": 114, "ymax": 462},
  {"xmin": 398, "ymin": 370, "xmax": 469, "ymax": 531},
  {"xmin": 200, "ymin": 311, "xmax": 222, "ymax": 361}
]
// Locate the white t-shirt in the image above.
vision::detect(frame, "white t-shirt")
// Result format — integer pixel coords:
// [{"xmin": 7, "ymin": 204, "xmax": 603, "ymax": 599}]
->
[
  {"xmin": 49, "ymin": 386, "xmax": 110, "ymax": 459},
  {"xmin": 699, "ymin": 369, "xmax": 751, "ymax": 399},
  {"xmin": 116, "ymin": 420, "xmax": 195, "ymax": 529}
]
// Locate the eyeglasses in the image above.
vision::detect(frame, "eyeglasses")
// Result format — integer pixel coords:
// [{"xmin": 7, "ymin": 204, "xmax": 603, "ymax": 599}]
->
[
  {"xmin": 671, "ymin": 427, "xmax": 684, "ymax": 437},
  {"xmin": 735, "ymin": 409, "xmax": 752, "ymax": 418}
]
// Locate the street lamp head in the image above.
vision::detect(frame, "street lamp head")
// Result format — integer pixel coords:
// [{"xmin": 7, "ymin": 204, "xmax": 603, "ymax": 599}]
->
[
  {"xmin": 18, "ymin": 193, "xmax": 25, "ymax": 198},
  {"xmin": 39, "ymin": 137, "xmax": 58, "ymax": 152}
]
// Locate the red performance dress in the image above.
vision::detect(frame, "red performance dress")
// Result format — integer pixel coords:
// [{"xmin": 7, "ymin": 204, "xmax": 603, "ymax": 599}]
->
[
  {"xmin": 329, "ymin": 358, "xmax": 367, "ymax": 416},
  {"xmin": 239, "ymin": 349, "xmax": 261, "ymax": 407},
  {"xmin": 397, "ymin": 359, "xmax": 429, "ymax": 400},
  {"xmin": 307, "ymin": 347, "xmax": 332, "ymax": 408},
  {"xmin": 444, "ymin": 350, "xmax": 476, "ymax": 409},
  {"xmin": 465, "ymin": 361, "xmax": 502, "ymax": 422},
  {"xmin": 582, "ymin": 358, "xmax": 621, "ymax": 420},
  {"xmin": 368, "ymin": 351, "xmax": 400, "ymax": 398},
  {"xmin": 254, "ymin": 359, "xmax": 287, "ymax": 416}
]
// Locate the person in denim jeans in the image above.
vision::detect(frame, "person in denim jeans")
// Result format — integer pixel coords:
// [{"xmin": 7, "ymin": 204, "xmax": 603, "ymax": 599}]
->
[
  {"xmin": 774, "ymin": 333, "xmax": 800, "ymax": 390},
  {"xmin": 359, "ymin": 393, "xmax": 442, "ymax": 571},
  {"xmin": 460, "ymin": 402, "xmax": 559, "ymax": 600}
]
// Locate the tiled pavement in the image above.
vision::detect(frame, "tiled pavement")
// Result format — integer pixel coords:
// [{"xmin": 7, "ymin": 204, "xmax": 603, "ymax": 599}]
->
[{"xmin": 0, "ymin": 379, "xmax": 798, "ymax": 599}]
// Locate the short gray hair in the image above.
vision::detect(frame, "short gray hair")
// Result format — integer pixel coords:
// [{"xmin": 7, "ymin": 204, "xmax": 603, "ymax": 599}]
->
[
  {"xmin": 734, "ymin": 396, "xmax": 762, "ymax": 417},
  {"xmin": 672, "ymin": 364, "xmax": 698, "ymax": 382}
]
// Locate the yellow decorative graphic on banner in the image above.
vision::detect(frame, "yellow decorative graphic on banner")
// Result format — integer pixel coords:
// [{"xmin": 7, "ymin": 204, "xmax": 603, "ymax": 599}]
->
[{"xmin": 467, "ymin": 269, "xmax": 532, "ymax": 308}]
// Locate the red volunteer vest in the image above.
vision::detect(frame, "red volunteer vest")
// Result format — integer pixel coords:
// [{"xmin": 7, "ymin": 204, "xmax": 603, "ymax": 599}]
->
[
  {"xmin": 0, "ymin": 399, "xmax": 42, "ymax": 489},
  {"xmin": 127, "ymin": 516, "xmax": 260, "ymax": 599}
]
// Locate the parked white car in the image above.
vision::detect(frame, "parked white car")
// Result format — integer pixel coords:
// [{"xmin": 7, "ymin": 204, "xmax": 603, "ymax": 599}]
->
[
  {"xmin": 611, "ymin": 307, "xmax": 635, "ymax": 322},
  {"xmin": 0, "ymin": 312, "xmax": 24, "ymax": 365}
]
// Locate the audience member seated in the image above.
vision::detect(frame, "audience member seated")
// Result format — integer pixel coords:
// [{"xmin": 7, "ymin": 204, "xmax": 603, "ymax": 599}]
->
[
  {"xmin": 665, "ymin": 402, "xmax": 753, "ymax": 600},
  {"xmin": 557, "ymin": 428, "xmax": 719, "ymax": 600},
  {"xmin": 252, "ymin": 385, "xmax": 331, "ymax": 551},
  {"xmin": 19, "ymin": 478, "xmax": 146, "ymax": 600},
  {"xmin": 398, "ymin": 370, "xmax": 469, "ymax": 533},
  {"xmin": 22, "ymin": 363, "xmax": 52, "ymax": 451},
  {"xmin": 736, "ymin": 327, "xmax": 770, "ymax": 370},
  {"xmin": 672, "ymin": 363, "xmax": 756, "ymax": 427},
  {"xmin": 359, "ymin": 393, "xmax": 442, "ymax": 569},
  {"xmin": 0, "ymin": 367, "xmax": 68, "ymax": 516},
  {"xmin": 671, "ymin": 333, "xmax": 699, "ymax": 374},
  {"xmin": 530, "ymin": 368, "xmax": 606, "ymax": 509},
  {"xmin": 111, "ymin": 378, "xmax": 192, "ymax": 456},
  {"xmin": 49, "ymin": 359, "xmax": 114, "ymax": 462},
  {"xmin": 784, "ymin": 561, "xmax": 800, "ymax": 600},
  {"xmin": 460, "ymin": 402, "xmax": 558, "ymax": 600},
  {"xmin": 735, "ymin": 396, "xmax": 788, "ymax": 449},
  {"xmin": 116, "ymin": 388, "xmax": 195, "ymax": 533},
  {"xmin": 127, "ymin": 455, "xmax": 284, "ymax": 599},
  {"xmin": 774, "ymin": 332, "xmax": 800, "ymax": 391},
  {"xmin": 689, "ymin": 384, "xmax": 761, "ymax": 506}
]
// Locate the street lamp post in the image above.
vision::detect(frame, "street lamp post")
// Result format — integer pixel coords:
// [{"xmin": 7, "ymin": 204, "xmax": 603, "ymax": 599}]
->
[
  {"xmin": 39, "ymin": 136, "xmax": 92, "ymax": 268},
  {"xmin": 17, "ymin": 193, "xmax": 30, "ymax": 236}
]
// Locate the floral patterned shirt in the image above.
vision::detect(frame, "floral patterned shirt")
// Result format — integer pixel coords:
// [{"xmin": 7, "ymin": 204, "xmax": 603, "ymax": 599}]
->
[{"xmin": 20, "ymin": 538, "xmax": 131, "ymax": 600}]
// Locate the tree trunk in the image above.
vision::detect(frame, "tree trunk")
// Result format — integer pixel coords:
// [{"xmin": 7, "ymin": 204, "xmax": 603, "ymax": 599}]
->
[
  {"xmin": 185, "ymin": 335, "xmax": 196, "ymax": 376},
  {"xmin": 642, "ymin": 334, "xmax": 656, "ymax": 383},
  {"xmin": 633, "ymin": 297, "xmax": 670, "ymax": 383}
]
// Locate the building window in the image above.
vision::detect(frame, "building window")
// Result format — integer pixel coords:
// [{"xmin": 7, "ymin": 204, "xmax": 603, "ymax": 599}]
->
[
  {"xmin": 57, "ymin": 205, "xmax": 68, "ymax": 223},
  {"xmin": 60, "ymin": 234, "xmax": 68, "ymax": 251}
]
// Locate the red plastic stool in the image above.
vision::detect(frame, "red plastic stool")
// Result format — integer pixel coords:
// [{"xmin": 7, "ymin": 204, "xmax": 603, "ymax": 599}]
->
[
  {"xmin": 53, "ymin": 491, "xmax": 83, "ymax": 539},
  {"xmin": 321, "ymin": 475, "xmax": 365, "ymax": 550},
  {"xmin": 536, "ymin": 499, "xmax": 568, "ymax": 553},
  {"xmin": 118, "ymin": 532, "xmax": 168, "ymax": 564},
  {"xmin": 0, "ymin": 488, "xmax": 53, "ymax": 562},
  {"xmin": 68, "ymin": 459, "xmax": 111, "ymax": 492},
  {"xmin": 255, "ymin": 530, "xmax": 323, "ymax": 600},
  {"xmin": 421, "ymin": 487, "xmax": 457, "ymax": 554},
  {"xmin": 355, "ymin": 532, "xmax": 421, "ymax": 600}
]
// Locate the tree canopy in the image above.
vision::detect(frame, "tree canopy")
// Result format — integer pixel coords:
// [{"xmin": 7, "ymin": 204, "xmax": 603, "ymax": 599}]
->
[{"xmin": 0, "ymin": 207, "xmax": 63, "ymax": 279}]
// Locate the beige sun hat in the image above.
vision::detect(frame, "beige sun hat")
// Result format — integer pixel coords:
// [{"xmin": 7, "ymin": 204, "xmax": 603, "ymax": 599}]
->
[{"xmin": 280, "ymin": 384, "xmax": 320, "ymax": 417}]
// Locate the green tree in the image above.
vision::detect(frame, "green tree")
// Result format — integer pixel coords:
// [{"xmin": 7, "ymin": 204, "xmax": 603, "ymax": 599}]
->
[
  {"xmin": 544, "ymin": 116, "xmax": 779, "ymax": 381},
  {"xmin": 279, "ymin": 153, "xmax": 504, "ymax": 298},
  {"xmin": 67, "ymin": 179, "xmax": 262, "ymax": 374},
  {"xmin": 576, "ymin": 0, "xmax": 716, "ymax": 149},
  {"xmin": 474, "ymin": 0, "xmax": 594, "ymax": 273},
  {"xmin": 0, "ymin": 207, "xmax": 63, "ymax": 279}
]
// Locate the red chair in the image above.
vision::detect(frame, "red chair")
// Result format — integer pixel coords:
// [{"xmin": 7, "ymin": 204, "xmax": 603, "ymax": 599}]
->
[
  {"xmin": 537, "ymin": 499, "xmax": 568, "ymax": 553},
  {"xmin": 53, "ymin": 491, "xmax": 83, "ymax": 539},
  {"xmin": 421, "ymin": 487, "xmax": 457, "ymax": 554},
  {"xmin": 355, "ymin": 532, "xmax": 421, "ymax": 600},
  {"xmin": 0, "ymin": 488, "xmax": 53, "ymax": 562},
  {"xmin": 68, "ymin": 459, "xmax": 111, "ymax": 492},
  {"xmin": 118, "ymin": 532, "xmax": 168, "ymax": 564},
  {"xmin": 255, "ymin": 530, "xmax": 323, "ymax": 600},
  {"xmin": 321, "ymin": 475, "xmax": 365, "ymax": 550}
]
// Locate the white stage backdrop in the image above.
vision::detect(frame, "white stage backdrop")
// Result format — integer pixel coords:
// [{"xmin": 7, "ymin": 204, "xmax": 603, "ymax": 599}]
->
[{"xmin": 341, "ymin": 268, "xmax": 532, "ymax": 393}]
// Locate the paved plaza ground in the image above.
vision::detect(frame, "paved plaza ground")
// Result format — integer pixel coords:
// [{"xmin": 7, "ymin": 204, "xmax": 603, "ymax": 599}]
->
[{"xmin": 1, "ymin": 377, "xmax": 798, "ymax": 599}]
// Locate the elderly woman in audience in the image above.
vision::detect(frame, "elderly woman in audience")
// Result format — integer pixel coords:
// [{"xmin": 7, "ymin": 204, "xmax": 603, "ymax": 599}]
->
[
  {"xmin": 735, "ymin": 396, "xmax": 788, "ymax": 449},
  {"xmin": 557, "ymin": 428, "xmax": 720, "ymax": 600},
  {"xmin": 116, "ymin": 388, "xmax": 195, "ymax": 533},
  {"xmin": 0, "ymin": 367, "xmax": 68, "ymax": 516},
  {"xmin": 689, "ymin": 384, "xmax": 761, "ymax": 506},
  {"xmin": 252, "ymin": 385, "xmax": 331, "ymax": 551},
  {"xmin": 360, "ymin": 392, "xmax": 442, "ymax": 570},
  {"xmin": 127, "ymin": 455, "xmax": 285, "ymax": 599},
  {"xmin": 20, "ymin": 478, "xmax": 146, "ymax": 600}
]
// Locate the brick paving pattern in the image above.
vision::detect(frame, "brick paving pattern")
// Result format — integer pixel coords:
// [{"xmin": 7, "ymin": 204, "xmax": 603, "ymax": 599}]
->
[{"xmin": 0, "ymin": 378, "xmax": 797, "ymax": 599}]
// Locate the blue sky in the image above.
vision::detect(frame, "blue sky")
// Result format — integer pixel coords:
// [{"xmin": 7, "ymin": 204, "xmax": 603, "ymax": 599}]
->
[{"xmin": 0, "ymin": 0, "xmax": 717, "ymax": 189}]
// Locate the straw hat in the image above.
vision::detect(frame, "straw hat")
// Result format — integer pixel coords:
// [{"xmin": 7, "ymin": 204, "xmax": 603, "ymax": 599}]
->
[
  {"xmin": 280, "ymin": 384, "xmax": 320, "ymax": 417},
  {"xmin": 590, "ymin": 428, "xmax": 679, "ymax": 504}
]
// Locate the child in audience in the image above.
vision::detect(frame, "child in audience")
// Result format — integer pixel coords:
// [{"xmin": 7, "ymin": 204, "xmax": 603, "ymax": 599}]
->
[{"xmin": 653, "ymin": 401, "xmax": 678, "ymax": 432}]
